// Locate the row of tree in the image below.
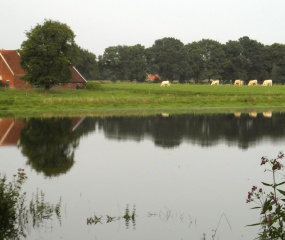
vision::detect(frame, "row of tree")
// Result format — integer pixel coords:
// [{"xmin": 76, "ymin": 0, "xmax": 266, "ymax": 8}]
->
[
  {"xmin": 84, "ymin": 37, "xmax": 285, "ymax": 84},
  {"xmin": 20, "ymin": 20, "xmax": 285, "ymax": 87}
]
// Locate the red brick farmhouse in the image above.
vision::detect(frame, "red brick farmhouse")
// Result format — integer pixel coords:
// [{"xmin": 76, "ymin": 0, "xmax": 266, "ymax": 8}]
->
[{"xmin": 0, "ymin": 50, "xmax": 86, "ymax": 89}]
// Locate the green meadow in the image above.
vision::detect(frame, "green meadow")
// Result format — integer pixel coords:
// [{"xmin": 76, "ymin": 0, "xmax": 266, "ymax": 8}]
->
[{"xmin": 0, "ymin": 83, "xmax": 285, "ymax": 117}]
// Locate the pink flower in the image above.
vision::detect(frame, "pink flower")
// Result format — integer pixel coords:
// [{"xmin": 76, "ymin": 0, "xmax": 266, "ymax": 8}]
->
[{"xmin": 252, "ymin": 186, "xmax": 257, "ymax": 191}]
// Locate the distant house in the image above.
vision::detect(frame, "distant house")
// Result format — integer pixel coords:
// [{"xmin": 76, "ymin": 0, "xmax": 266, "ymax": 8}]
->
[
  {"xmin": 146, "ymin": 73, "xmax": 161, "ymax": 82},
  {"xmin": 0, "ymin": 50, "xmax": 86, "ymax": 89}
]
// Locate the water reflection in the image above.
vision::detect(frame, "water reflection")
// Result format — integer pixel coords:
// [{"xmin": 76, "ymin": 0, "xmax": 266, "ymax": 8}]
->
[
  {"xmin": 0, "ymin": 117, "xmax": 96, "ymax": 177},
  {"xmin": 1, "ymin": 113, "xmax": 284, "ymax": 240},
  {"xmin": 98, "ymin": 112, "xmax": 285, "ymax": 149},
  {"xmin": 1, "ymin": 113, "xmax": 285, "ymax": 176},
  {"xmin": 87, "ymin": 205, "xmax": 136, "ymax": 229}
]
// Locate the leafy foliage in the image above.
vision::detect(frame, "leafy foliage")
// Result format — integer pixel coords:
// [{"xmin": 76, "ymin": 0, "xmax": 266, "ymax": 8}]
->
[
  {"xmin": 0, "ymin": 169, "xmax": 61, "ymax": 239},
  {"xmin": 246, "ymin": 152, "xmax": 285, "ymax": 239},
  {"xmin": 20, "ymin": 19, "xmax": 79, "ymax": 89},
  {"xmin": 98, "ymin": 44, "xmax": 147, "ymax": 82},
  {"xmin": 147, "ymin": 37, "xmax": 187, "ymax": 81},
  {"xmin": 0, "ymin": 169, "xmax": 28, "ymax": 239},
  {"xmin": 97, "ymin": 36, "xmax": 285, "ymax": 84},
  {"xmin": 75, "ymin": 47, "xmax": 99, "ymax": 80},
  {"xmin": 84, "ymin": 81, "xmax": 103, "ymax": 91}
]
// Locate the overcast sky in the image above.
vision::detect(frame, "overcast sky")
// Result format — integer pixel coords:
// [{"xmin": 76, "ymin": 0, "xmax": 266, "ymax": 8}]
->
[{"xmin": 2, "ymin": 0, "xmax": 285, "ymax": 57}]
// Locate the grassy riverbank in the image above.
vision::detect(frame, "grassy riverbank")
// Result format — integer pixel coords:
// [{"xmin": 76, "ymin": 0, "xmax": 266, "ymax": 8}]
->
[{"xmin": 0, "ymin": 83, "xmax": 285, "ymax": 117}]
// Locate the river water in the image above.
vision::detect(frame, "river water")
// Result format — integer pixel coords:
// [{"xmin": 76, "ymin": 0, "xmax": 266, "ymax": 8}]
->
[{"xmin": 1, "ymin": 112, "xmax": 285, "ymax": 240}]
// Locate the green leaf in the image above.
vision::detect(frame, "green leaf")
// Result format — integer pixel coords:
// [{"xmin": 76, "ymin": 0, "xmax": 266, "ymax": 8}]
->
[
  {"xmin": 277, "ymin": 189, "xmax": 285, "ymax": 196},
  {"xmin": 251, "ymin": 206, "xmax": 261, "ymax": 210},
  {"xmin": 261, "ymin": 182, "xmax": 272, "ymax": 187},
  {"xmin": 261, "ymin": 199, "xmax": 271, "ymax": 214},
  {"xmin": 275, "ymin": 181, "xmax": 285, "ymax": 187},
  {"xmin": 246, "ymin": 223, "xmax": 261, "ymax": 227}
]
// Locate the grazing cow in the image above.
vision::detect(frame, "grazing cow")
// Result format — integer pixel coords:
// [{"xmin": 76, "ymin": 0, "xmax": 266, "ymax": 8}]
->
[
  {"xmin": 160, "ymin": 80, "xmax": 170, "ymax": 87},
  {"xmin": 210, "ymin": 80, "xmax": 219, "ymax": 85},
  {"xmin": 262, "ymin": 79, "xmax": 272, "ymax": 86},
  {"xmin": 248, "ymin": 80, "xmax": 258, "ymax": 86},
  {"xmin": 234, "ymin": 79, "xmax": 243, "ymax": 85}
]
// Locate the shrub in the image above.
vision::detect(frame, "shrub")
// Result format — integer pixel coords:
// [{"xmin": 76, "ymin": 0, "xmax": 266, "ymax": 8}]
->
[
  {"xmin": 0, "ymin": 169, "xmax": 28, "ymax": 239},
  {"xmin": 0, "ymin": 169, "xmax": 61, "ymax": 239},
  {"xmin": 246, "ymin": 152, "xmax": 285, "ymax": 239},
  {"xmin": 84, "ymin": 81, "xmax": 103, "ymax": 91}
]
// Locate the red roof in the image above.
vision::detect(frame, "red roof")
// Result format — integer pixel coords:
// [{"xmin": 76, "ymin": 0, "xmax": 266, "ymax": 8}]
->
[
  {"xmin": 0, "ymin": 50, "xmax": 86, "ymax": 83},
  {"xmin": 0, "ymin": 50, "xmax": 26, "ymax": 75},
  {"xmin": 70, "ymin": 67, "xmax": 86, "ymax": 83},
  {"xmin": 147, "ymin": 74, "xmax": 160, "ymax": 81}
]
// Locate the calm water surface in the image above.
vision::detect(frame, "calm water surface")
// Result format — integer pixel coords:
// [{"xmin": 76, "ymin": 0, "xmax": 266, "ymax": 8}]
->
[{"xmin": 1, "ymin": 112, "xmax": 285, "ymax": 240}]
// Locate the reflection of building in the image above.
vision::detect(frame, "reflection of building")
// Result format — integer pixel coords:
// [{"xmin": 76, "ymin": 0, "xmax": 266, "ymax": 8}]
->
[
  {"xmin": 0, "ymin": 118, "xmax": 25, "ymax": 146},
  {"xmin": 0, "ymin": 117, "xmax": 85, "ymax": 147}
]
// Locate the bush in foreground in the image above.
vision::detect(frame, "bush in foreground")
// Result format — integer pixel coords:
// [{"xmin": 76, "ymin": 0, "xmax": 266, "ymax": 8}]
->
[
  {"xmin": 247, "ymin": 152, "xmax": 285, "ymax": 239},
  {"xmin": 0, "ymin": 169, "xmax": 61, "ymax": 239}
]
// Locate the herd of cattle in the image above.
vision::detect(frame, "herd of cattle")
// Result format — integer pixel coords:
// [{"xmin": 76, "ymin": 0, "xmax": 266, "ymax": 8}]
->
[
  {"xmin": 160, "ymin": 79, "xmax": 273, "ymax": 86},
  {"xmin": 211, "ymin": 79, "xmax": 272, "ymax": 86}
]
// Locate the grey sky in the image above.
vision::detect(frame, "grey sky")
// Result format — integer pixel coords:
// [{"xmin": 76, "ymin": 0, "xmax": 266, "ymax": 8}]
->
[{"xmin": 2, "ymin": 0, "xmax": 285, "ymax": 57}]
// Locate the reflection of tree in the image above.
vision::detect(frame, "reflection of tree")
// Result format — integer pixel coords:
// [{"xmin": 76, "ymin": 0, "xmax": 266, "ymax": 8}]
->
[
  {"xmin": 19, "ymin": 118, "xmax": 79, "ymax": 177},
  {"xmin": 97, "ymin": 113, "xmax": 285, "ymax": 149}
]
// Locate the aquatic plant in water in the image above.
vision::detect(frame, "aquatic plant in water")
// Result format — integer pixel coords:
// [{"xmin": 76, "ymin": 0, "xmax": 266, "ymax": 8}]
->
[
  {"xmin": 0, "ymin": 169, "xmax": 61, "ymax": 239},
  {"xmin": 246, "ymin": 152, "xmax": 285, "ymax": 239},
  {"xmin": 87, "ymin": 204, "xmax": 136, "ymax": 229}
]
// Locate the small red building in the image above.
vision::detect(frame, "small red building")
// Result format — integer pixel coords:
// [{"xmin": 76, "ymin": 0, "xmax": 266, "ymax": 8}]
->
[
  {"xmin": 0, "ymin": 50, "xmax": 86, "ymax": 89},
  {"xmin": 146, "ymin": 73, "xmax": 161, "ymax": 82}
]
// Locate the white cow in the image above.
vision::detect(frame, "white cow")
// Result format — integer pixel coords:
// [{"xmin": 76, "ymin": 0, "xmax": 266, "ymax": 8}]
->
[
  {"xmin": 234, "ymin": 79, "xmax": 243, "ymax": 85},
  {"xmin": 248, "ymin": 80, "xmax": 258, "ymax": 86},
  {"xmin": 210, "ymin": 79, "xmax": 219, "ymax": 85},
  {"xmin": 160, "ymin": 80, "xmax": 170, "ymax": 87},
  {"xmin": 262, "ymin": 79, "xmax": 272, "ymax": 86}
]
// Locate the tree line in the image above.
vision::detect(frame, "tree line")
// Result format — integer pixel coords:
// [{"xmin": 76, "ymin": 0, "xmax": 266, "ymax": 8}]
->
[
  {"xmin": 78, "ymin": 37, "xmax": 285, "ymax": 84},
  {"xmin": 20, "ymin": 20, "xmax": 285, "ymax": 87}
]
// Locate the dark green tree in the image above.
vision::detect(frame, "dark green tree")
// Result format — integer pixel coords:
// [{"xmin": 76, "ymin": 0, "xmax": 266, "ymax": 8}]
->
[
  {"xmin": 75, "ymin": 47, "xmax": 99, "ymax": 80},
  {"xmin": 238, "ymin": 36, "xmax": 270, "ymax": 81},
  {"xmin": 98, "ymin": 46, "xmax": 122, "ymax": 80},
  {"xmin": 222, "ymin": 40, "xmax": 247, "ymax": 82},
  {"xmin": 147, "ymin": 37, "xmax": 187, "ymax": 81},
  {"xmin": 196, "ymin": 39, "xmax": 227, "ymax": 81},
  {"xmin": 20, "ymin": 19, "xmax": 79, "ymax": 89},
  {"xmin": 125, "ymin": 44, "xmax": 147, "ymax": 82},
  {"xmin": 269, "ymin": 43, "xmax": 285, "ymax": 84},
  {"xmin": 184, "ymin": 42, "xmax": 206, "ymax": 82},
  {"xmin": 98, "ymin": 45, "xmax": 147, "ymax": 82}
]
